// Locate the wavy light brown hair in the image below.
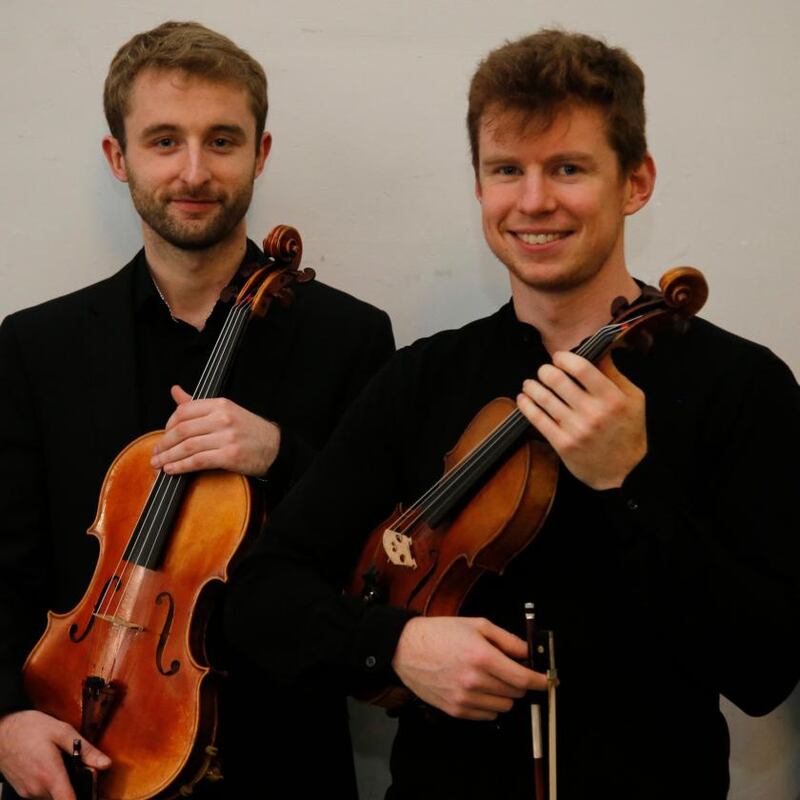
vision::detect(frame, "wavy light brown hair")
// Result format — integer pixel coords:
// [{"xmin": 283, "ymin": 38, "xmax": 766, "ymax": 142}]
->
[
  {"xmin": 467, "ymin": 29, "xmax": 647, "ymax": 175},
  {"xmin": 104, "ymin": 21, "xmax": 268, "ymax": 150}
]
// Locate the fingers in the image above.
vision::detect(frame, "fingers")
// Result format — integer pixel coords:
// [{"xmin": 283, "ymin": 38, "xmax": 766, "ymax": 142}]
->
[
  {"xmin": 553, "ymin": 351, "xmax": 643, "ymax": 402},
  {"xmin": 153, "ymin": 434, "xmax": 228, "ymax": 473},
  {"xmin": 444, "ymin": 690, "xmax": 517, "ymax": 720},
  {"xmin": 53, "ymin": 725, "xmax": 110, "ymax": 770},
  {"xmin": 517, "ymin": 351, "xmax": 647, "ymax": 489},
  {"xmin": 152, "ymin": 395, "xmax": 279, "ymax": 476},
  {"xmin": 153, "ymin": 416, "xmax": 222, "ymax": 465},
  {"xmin": 152, "ymin": 426, "xmax": 222, "ymax": 473},
  {"xmin": 0, "ymin": 712, "xmax": 109, "ymax": 800},
  {"xmin": 391, "ymin": 617, "xmax": 546, "ymax": 721},
  {"xmin": 518, "ymin": 353, "xmax": 612, "ymax": 436},
  {"xmin": 48, "ymin": 767, "xmax": 78, "ymax": 800},
  {"xmin": 479, "ymin": 620, "xmax": 546, "ymax": 692},
  {"xmin": 154, "ymin": 397, "xmax": 238, "ymax": 471},
  {"xmin": 164, "ymin": 391, "xmax": 215, "ymax": 433},
  {"xmin": 517, "ymin": 383, "xmax": 570, "ymax": 450},
  {"xmin": 170, "ymin": 384, "xmax": 193, "ymax": 405}
]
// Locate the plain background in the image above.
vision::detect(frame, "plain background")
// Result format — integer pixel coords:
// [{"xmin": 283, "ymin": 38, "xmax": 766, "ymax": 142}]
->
[{"xmin": 1, "ymin": 2, "xmax": 798, "ymax": 798}]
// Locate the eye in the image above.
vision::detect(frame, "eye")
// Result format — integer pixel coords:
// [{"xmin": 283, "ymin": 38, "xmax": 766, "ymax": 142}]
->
[
  {"xmin": 210, "ymin": 137, "xmax": 233, "ymax": 149},
  {"xmin": 556, "ymin": 163, "xmax": 580, "ymax": 177},
  {"xmin": 154, "ymin": 137, "xmax": 175, "ymax": 149},
  {"xmin": 497, "ymin": 165, "xmax": 521, "ymax": 176}
]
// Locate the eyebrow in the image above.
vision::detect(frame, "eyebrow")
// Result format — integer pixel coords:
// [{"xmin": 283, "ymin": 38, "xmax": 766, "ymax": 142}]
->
[
  {"xmin": 139, "ymin": 123, "xmax": 248, "ymax": 139},
  {"xmin": 546, "ymin": 151, "xmax": 597, "ymax": 165},
  {"xmin": 479, "ymin": 155, "xmax": 520, "ymax": 169},
  {"xmin": 479, "ymin": 151, "xmax": 599, "ymax": 171}
]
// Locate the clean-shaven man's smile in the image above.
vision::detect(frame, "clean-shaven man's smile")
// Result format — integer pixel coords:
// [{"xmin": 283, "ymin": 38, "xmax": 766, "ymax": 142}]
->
[{"xmin": 514, "ymin": 230, "xmax": 573, "ymax": 247}]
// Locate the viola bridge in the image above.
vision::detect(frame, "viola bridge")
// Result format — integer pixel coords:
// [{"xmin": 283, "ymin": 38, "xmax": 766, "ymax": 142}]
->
[
  {"xmin": 93, "ymin": 612, "xmax": 145, "ymax": 632},
  {"xmin": 382, "ymin": 528, "xmax": 417, "ymax": 568}
]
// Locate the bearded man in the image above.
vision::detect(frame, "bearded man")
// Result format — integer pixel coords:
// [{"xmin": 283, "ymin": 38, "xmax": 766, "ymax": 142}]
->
[{"xmin": 0, "ymin": 21, "xmax": 392, "ymax": 800}]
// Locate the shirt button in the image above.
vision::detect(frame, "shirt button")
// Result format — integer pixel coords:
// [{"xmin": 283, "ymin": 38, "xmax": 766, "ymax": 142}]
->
[
  {"xmin": 365, "ymin": 656, "xmax": 377, "ymax": 668},
  {"xmin": 626, "ymin": 498, "xmax": 639, "ymax": 512}
]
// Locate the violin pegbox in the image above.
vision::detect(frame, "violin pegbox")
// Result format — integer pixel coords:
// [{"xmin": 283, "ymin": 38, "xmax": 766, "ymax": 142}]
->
[{"xmin": 236, "ymin": 225, "xmax": 316, "ymax": 317}]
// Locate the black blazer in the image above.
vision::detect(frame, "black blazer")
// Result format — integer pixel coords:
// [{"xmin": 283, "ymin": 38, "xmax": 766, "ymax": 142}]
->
[{"xmin": 0, "ymin": 253, "xmax": 394, "ymax": 797}]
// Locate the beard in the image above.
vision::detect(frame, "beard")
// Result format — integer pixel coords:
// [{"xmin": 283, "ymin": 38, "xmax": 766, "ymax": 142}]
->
[{"xmin": 127, "ymin": 171, "xmax": 255, "ymax": 251}]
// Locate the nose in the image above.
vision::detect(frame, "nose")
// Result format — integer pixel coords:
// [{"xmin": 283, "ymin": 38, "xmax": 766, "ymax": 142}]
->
[
  {"xmin": 516, "ymin": 172, "xmax": 557, "ymax": 216},
  {"xmin": 178, "ymin": 142, "xmax": 212, "ymax": 189}
]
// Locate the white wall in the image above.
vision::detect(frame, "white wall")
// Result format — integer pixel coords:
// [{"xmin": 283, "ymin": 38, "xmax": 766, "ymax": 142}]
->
[{"xmin": 2, "ymin": 1, "xmax": 797, "ymax": 798}]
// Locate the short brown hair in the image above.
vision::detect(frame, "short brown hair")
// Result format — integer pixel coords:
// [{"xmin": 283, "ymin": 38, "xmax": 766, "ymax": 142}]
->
[
  {"xmin": 467, "ymin": 29, "xmax": 646, "ymax": 174},
  {"xmin": 104, "ymin": 21, "xmax": 268, "ymax": 150}
]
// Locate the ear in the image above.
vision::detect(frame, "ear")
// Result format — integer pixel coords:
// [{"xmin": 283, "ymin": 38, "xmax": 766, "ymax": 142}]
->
[
  {"xmin": 102, "ymin": 135, "xmax": 128, "ymax": 183},
  {"xmin": 622, "ymin": 153, "xmax": 656, "ymax": 217},
  {"xmin": 254, "ymin": 131, "xmax": 272, "ymax": 178},
  {"xmin": 474, "ymin": 176, "xmax": 483, "ymax": 202}
]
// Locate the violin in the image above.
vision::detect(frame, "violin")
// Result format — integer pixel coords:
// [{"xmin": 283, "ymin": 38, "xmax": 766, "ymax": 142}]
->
[
  {"xmin": 348, "ymin": 267, "xmax": 708, "ymax": 707},
  {"xmin": 23, "ymin": 226, "xmax": 313, "ymax": 800}
]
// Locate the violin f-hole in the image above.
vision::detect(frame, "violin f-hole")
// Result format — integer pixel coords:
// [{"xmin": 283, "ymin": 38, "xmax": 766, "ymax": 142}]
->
[
  {"xmin": 69, "ymin": 575, "xmax": 121, "ymax": 643},
  {"xmin": 155, "ymin": 591, "xmax": 180, "ymax": 676}
]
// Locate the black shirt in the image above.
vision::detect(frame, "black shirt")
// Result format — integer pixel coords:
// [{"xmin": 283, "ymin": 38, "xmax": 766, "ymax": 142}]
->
[
  {"xmin": 0, "ymin": 242, "xmax": 395, "ymax": 799},
  {"xmin": 134, "ymin": 256, "xmax": 224, "ymax": 430},
  {"xmin": 228, "ymin": 300, "xmax": 800, "ymax": 799}
]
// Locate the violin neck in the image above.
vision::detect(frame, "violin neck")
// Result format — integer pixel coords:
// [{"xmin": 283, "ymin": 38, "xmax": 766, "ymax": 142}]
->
[
  {"xmin": 121, "ymin": 298, "xmax": 254, "ymax": 569},
  {"xmin": 424, "ymin": 410, "xmax": 530, "ymax": 529},
  {"xmin": 419, "ymin": 314, "xmax": 638, "ymax": 530},
  {"xmin": 192, "ymin": 298, "xmax": 254, "ymax": 400}
]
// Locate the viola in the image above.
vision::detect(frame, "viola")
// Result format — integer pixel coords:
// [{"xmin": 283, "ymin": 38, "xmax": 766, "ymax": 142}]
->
[
  {"xmin": 23, "ymin": 226, "xmax": 313, "ymax": 799},
  {"xmin": 348, "ymin": 267, "xmax": 708, "ymax": 707}
]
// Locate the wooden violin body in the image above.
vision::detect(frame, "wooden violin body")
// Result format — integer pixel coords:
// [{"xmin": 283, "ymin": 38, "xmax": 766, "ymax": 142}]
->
[
  {"xmin": 352, "ymin": 399, "xmax": 558, "ymax": 617},
  {"xmin": 24, "ymin": 433, "xmax": 254, "ymax": 799},
  {"xmin": 348, "ymin": 267, "xmax": 708, "ymax": 706},
  {"xmin": 22, "ymin": 225, "xmax": 313, "ymax": 799}
]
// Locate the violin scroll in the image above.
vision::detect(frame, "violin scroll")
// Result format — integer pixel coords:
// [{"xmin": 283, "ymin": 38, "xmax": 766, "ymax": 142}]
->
[
  {"xmin": 658, "ymin": 266, "xmax": 708, "ymax": 317},
  {"xmin": 263, "ymin": 224, "xmax": 303, "ymax": 269},
  {"xmin": 238, "ymin": 225, "xmax": 316, "ymax": 316}
]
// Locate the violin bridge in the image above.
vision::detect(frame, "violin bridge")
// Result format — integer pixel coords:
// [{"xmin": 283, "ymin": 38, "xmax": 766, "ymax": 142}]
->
[
  {"xmin": 382, "ymin": 529, "xmax": 417, "ymax": 569},
  {"xmin": 93, "ymin": 613, "xmax": 145, "ymax": 632}
]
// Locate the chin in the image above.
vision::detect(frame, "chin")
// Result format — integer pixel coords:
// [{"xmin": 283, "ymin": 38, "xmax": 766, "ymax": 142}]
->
[{"xmin": 507, "ymin": 265, "xmax": 579, "ymax": 293}]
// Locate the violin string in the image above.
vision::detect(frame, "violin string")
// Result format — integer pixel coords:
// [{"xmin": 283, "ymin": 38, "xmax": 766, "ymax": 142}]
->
[
  {"xmin": 407, "ymin": 314, "xmax": 643, "ymax": 528},
  {"xmin": 100, "ymin": 298, "xmax": 253, "ymax": 621},
  {"xmin": 389, "ymin": 323, "xmax": 615, "ymax": 531},
  {"xmin": 107, "ymin": 300, "xmax": 251, "ymax": 620},
  {"xmin": 100, "ymin": 300, "xmax": 249, "ymax": 621},
  {"xmin": 131, "ymin": 298, "xmax": 254, "ymax": 574},
  {"xmin": 125, "ymin": 299, "xmax": 253, "ymax": 600},
  {"xmin": 407, "ymin": 321, "xmax": 627, "ymax": 523},
  {"xmin": 84, "ymin": 286, "xmax": 258, "ymax": 678},
  {"xmin": 195, "ymin": 295, "xmax": 253, "ymax": 399},
  {"xmin": 391, "ymin": 321, "xmax": 629, "ymax": 534},
  {"xmin": 114, "ymin": 280, "xmax": 262, "ymax": 603}
]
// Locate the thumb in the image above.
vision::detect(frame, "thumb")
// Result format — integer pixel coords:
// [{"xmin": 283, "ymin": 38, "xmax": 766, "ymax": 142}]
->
[
  {"xmin": 480, "ymin": 621, "xmax": 529, "ymax": 661},
  {"xmin": 170, "ymin": 384, "xmax": 193, "ymax": 406},
  {"xmin": 80, "ymin": 738, "xmax": 112, "ymax": 769},
  {"xmin": 56, "ymin": 728, "xmax": 111, "ymax": 770}
]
